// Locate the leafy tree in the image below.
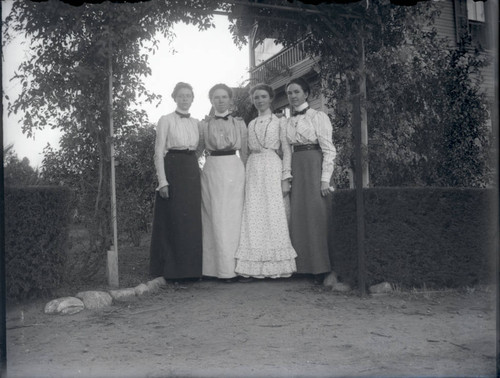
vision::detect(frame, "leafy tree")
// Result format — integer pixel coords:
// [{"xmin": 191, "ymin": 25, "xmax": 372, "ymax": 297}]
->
[
  {"xmin": 360, "ymin": 10, "xmax": 492, "ymax": 187},
  {"xmin": 3, "ymin": 144, "xmax": 42, "ymax": 186},
  {"xmin": 231, "ymin": 85, "xmax": 257, "ymax": 125},
  {"xmin": 229, "ymin": 0, "xmax": 492, "ymax": 187},
  {"xmin": 41, "ymin": 123, "xmax": 157, "ymax": 246},
  {"xmin": 3, "ymin": 0, "xmax": 220, "ymax": 276}
]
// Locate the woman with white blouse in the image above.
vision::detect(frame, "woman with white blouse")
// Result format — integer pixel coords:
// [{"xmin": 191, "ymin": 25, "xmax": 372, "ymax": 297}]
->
[
  {"xmin": 198, "ymin": 83, "xmax": 248, "ymax": 282},
  {"xmin": 235, "ymin": 83, "xmax": 297, "ymax": 279},
  {"xmin": 149, "ymin": 82, "xmax": 202, "ymax": 281},
  {"xmin": 284, "ymin": 78, "xmax": 336, "ymax": 284}
]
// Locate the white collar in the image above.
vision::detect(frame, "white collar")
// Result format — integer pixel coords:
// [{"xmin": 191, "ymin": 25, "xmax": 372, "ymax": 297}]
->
[
  {"xmin": 214, "ymin": 110, "xmax": 230, "ymax": 117},
  {"xmin": 175, "ymin": 108, "xmax": 190, "ymax": 115},
  {"xmin": 293, "ymin": 102, "xmax": 309, "ymax": 112}
]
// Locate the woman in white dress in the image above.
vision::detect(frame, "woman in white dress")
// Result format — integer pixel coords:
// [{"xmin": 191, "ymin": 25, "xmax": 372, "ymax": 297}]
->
[
  {"xmin": 198, "ymin": 84, "xmax": 248, "ymax": 282},
  {"xmin": 235, "ymin": 83, "xmax": 297, "ymax": 279}
]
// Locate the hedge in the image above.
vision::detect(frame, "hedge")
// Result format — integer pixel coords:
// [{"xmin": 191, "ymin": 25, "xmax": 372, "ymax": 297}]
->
[
  {"xmin": 330, "ymin": 187, "xmax": 496, "ymax": 289},
  {"xmin": 5, "ymin": 186, "xmax": 73, "ymax": 300}
]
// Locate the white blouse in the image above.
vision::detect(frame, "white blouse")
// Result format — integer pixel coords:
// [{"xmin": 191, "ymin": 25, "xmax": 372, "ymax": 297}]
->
[
  {"xmin": 154, "ymin": 112, "xmax": 200, "ymax": 189},
  {"xmin": 197, "ymin": 115, "xmax": 248, "ymax": 164},
  {"xmin": 248, "ymin": 113, "xmax": 292, "ymax": 181},
  {"xmin": 285, "ymin": 108, "xmax": 336, "ymax": 183}
]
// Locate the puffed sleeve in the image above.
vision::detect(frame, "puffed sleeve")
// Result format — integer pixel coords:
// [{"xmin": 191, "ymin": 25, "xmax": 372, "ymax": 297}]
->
[
  {"xmin": 238, "ymin": 118, "xmax": 248, "ymax": 165},
  {"xmin": 196, "ymin": 120, "xmax": 206, "ymax": 159},
  {"xmin": 313, "ymin": 111, "xmax": 336, "ymax": 183},
  {"xmin": 279, "ymin": 117, "xmax": 292, "ymax": 181},
  {"xmin": 154, "ymin": 116, "xmax": 169, "ymax": 190}
]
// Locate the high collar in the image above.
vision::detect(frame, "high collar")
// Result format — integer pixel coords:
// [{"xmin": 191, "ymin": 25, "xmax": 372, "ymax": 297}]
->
[
  {"xmin": 293, "ymin": 102, "xmax": 309, "ymax": 112},
  {"xmin": 214, "ymin": 110, "xmax": 230, "ymax": 118},
  {"xmin": 175, "ymin": 108, "xmax": 190, "ymax": 115}
]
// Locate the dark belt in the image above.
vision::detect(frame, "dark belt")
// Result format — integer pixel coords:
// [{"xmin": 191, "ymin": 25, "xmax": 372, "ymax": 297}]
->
[
  {"xmin": 210, "ymin": 150, "xmax": 236, "ymax": 156},
  {"xmin": 293, "ymin": 144, "xmax": 321, "ymax": 152},
  {"xmin": 168, "ymin": 149, "xmax": 195, "ymax": 155}
]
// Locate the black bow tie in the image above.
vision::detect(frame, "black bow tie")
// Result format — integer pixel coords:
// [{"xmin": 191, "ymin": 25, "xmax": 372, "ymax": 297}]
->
[
  {"xmin": 292, "ymin": 107, "xmax": 309, "ymax": 117},
  {"xmin": 175, "ymin": 111, "xmax": 190, "ymax": 119},
  {"xmin": 215, "ymin": 114, "xmax": 230, "ymax": 121}
]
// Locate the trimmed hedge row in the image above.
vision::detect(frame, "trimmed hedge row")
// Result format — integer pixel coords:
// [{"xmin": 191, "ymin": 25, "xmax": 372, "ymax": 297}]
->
[
  {"xmin": 330, "ymin": 187, "xmax": 496, "ymax": 289},
  {"xmin": 5, "ymin": 186, "xmax": 73, "ymax": 300}
]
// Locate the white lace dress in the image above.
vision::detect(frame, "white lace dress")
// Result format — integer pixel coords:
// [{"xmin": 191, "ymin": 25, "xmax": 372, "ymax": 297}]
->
[{"xmin": 235, "ymin": 114, "xmax": 297, "ymax": 278}]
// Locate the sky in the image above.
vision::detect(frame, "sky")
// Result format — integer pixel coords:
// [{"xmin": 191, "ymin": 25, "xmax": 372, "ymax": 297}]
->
[{"xmin": 2, "ymin": 2, "xmax": 250, "ymax": 168}]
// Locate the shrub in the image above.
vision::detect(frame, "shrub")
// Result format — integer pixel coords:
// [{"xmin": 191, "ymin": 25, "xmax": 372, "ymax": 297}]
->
[
  {"xmin": 5, "ymin": 186, "xmax": 73, "ymax": 300},
  {"xmin": 3, "ymin": 144, "xmax": 43, "ymax": 186},
  {"xmin": 115, "ymin": 125, "xmax": 157, "ymax": 245},
  {"xmin": 331, "ymin": 187, "xmax": 495, "ymax": 289}
]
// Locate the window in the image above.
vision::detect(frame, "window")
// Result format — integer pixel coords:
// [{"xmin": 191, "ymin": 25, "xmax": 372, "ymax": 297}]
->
[
  {"xmin": 467, "ymin": 0, "xmax": 488, "ymax": 48},
  {"xmin": 467, "ymin": 0, "xmax": 485, "ymax": 22},
  {"xmin": 454, "ymin": 0, "xmax": 489, "ymax": 49}
]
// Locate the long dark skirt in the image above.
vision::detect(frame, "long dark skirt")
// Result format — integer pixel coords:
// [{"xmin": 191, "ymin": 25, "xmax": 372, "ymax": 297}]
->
[
  {"xmin": 149, "ymin": 152, "xmax": 202, "ymax": 280},
  {"xmin": 290, "ymin": 149, "xmax": 332, "ymax": 274}
]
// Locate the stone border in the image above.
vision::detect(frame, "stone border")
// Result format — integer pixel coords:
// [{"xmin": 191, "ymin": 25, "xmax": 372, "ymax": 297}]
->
[
  {"xmin": 45, "ymin": 273, "xmax": 392, "ymax": 315},
  {"xmin": 44, "ymin": 277, "xmax": 167, "ymax": 315}
]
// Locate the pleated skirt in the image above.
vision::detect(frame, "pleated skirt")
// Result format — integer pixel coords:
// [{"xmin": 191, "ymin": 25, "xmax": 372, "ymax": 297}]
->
[
  {"xmin": 290, "ymin": 149, "xmax": 332, "ymax": 274},
  {"xmin": 149, "ymin": 153, "xmax": 202, "ymax": 280},
  {"xmin": 201, "ymin": 154, "xmax": 245, "ymax": 279}
]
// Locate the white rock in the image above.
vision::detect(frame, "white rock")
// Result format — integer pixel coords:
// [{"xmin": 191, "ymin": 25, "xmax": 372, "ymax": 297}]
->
[
  {"xmin": 369, "ymin": 282, "xmax": 393, "ymax": 294},
  {"xmin": 323, "ymin": 271, "xmax": 338, "ymax": 287},
  {"xmin": 44, "ymin": 297, "xmax": 84, "ymax": 315},
  {"xmin": 146, "ymin": 277, "xmax": 167, "ymax": 293},
  {"xmin": 134, "ymin": 283, "xmax": 150, "ymax": 296},
  {"xmin": 332, "ymin": 282, "xmax": 351, "ymax": 292},
  {"xmin": 146, "ymin": 281, "xmax": 161, "ymax": 294},
  {"xmin": 75, "ymin": 291, "xmax": 113, "ymax": 309},
  {"xmin": 109, "ymin": 288, "xmax": 136, "ymax": 301},
  {"xmin": 150, "ymin": 277, "xmax": 167, "ymax": 287}
]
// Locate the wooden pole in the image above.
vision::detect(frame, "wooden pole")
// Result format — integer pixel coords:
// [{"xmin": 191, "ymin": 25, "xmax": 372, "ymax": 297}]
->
[
  {"xmin": 352, "ymin": 92, "xmax": 366, "ymax": 296},
  {"xmin": 107, "ymin": 28, "xmax": 119, "ymax": 288},
  {"xmin": 485, "ymin": 0, "xmax": 499, "ymax": 372},
  {"xmin": 0, "ymin": 111, "xmax": 6, "ymax": 378},
  {"xmin": 359, "ymin": 34, "xmax": 369, "ymax": 187},
  {"xmin": 249, "ymin": 22, "xmax": 258, "ymax": 70}
]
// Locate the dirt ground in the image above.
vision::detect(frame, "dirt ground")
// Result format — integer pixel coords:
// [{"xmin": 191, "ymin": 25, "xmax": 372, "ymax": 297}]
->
[
  {"xmin": 5, "ymin": 277, "xmax": 497, "ymax": 378},
  {"xmin": 4, "ymin": 230, "xmax": 498, "ymax": 378}
]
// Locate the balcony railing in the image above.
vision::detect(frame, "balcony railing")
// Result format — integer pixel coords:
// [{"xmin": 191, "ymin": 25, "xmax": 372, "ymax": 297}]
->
[{"xmin": 250, "ymin": 40, "xmax": 309, "ymax": 84}]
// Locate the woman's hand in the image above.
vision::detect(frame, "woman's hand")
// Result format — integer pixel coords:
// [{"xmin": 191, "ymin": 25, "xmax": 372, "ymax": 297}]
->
[
  {"xmin": 281, "ymin": 179, "xmax": 291, "ymax": 197},
  {"xmin": 320, "ymin": 181, "xmax": 331, "ymax": 197},
  {"xmin": 159, "ymin": 185, "xmax": 169, "ymax": 199}
]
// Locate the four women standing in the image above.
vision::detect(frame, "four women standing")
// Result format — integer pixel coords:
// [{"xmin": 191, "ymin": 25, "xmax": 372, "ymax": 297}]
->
[{"xmin": 150, "ymin": 78, "xmax": 335, "ymax": 284}]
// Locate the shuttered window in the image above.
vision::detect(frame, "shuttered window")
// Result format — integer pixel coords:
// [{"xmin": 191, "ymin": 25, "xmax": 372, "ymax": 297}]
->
[{"xmin": 454, "ymin": 0, "xmax": 489, "ymax": 49}]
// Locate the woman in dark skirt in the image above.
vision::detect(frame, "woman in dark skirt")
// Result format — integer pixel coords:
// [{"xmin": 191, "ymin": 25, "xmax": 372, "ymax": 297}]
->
[
  {"xmin": 283, "ymin": 78, "xmax": 337, "ymax": 284},
  {"xmin": 149, "ymin": 82, "xmax": 202, "ymax": 281}
]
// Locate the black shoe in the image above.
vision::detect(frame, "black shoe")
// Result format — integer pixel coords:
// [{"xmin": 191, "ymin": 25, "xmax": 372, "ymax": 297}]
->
[
  {"xmin": 238, "ymin": 276, "xmax": 254, "ymax": 283},
  {"xmin": 313, "ymin": 274, "xmax": 324, "ymax": 286}
]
